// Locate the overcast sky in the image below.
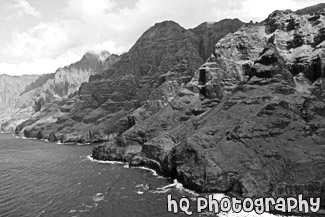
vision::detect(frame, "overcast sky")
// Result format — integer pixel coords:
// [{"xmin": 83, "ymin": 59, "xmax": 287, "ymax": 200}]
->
[{"xmin": 0, "ymin": 0, "xmax": 324, "ymax": 75}]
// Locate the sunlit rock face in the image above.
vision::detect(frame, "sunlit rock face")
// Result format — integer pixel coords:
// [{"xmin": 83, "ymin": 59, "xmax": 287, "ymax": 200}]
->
[
  {"xmin": 1, "ymin": 51, "xmax": 119, "ymax": 132},
  {"xmin": 0, "ymin": 74, "xmax": 39, "ymax": 132}
]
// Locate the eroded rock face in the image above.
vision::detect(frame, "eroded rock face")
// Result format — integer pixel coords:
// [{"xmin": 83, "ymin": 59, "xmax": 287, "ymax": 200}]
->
[
  {"xmin": 14, "ymin": 4, "xmax": 325, "ymax": 212},
  {"xmin": 187, "ymin": 24, "xmax": 268, "ymax": 98},
  {"xmin": 190, "ymin": 19, "xmax": 244, "ymax": 61},
  {"xmin": 16, "ymin": 20, "xmax": 243, "ymax": 143},
  {"xmin": 92, "ymin": 6, "xmax": 325, "ymax": 212},
  {"xmin": 8, "ymin": 52, "xmax": 119, "ymax": 135},
  {"xmin": 0, "ymin": 74, "xmax": 39, "ymax": 132}
]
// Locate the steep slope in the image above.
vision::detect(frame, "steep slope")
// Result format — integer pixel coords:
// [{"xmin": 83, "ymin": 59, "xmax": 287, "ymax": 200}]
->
[
  {"xmin": 16, "ymin": 21, "xmax": 203, "ymax": 142},
  {"xmin": 0, "ymin": 74, "xmax": 39, "ymax": 132},
  {"xmin": 92, "ymin": 6, "xmax": 325, "ymax": 213},
  {"xmin": 190, "ymin": 19, "xmax": 244, "ymax": 61},
  {"xmin": 16, "ymin": 19, "xmax": 244, "ymax": 143},
  {"xmin": 0, "ymin": 74, "xmax": 39, "ymax": 107},
  {"xmin": 295, "ymin": 3, "xmax": 325, "ymax": 15},
  {"xmin": 1, "ymin": 51, "xmax": 119, "ymax": 132}
]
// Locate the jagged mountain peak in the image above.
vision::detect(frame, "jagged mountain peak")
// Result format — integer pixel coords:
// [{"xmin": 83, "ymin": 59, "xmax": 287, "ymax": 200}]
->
[
  {"xmin": 152, "ymin": 20, "xmax": 182, "ymax": 28},
  {"xmin": 190, "ymin": 18, "xmax": 244, "ymax": 61},
  {"xmin": 195, "ymin": 18, "xmax": 243, "ymax": 28},
  {"xmin": 84, "ymin": 50, "xmax": 111, "ymax": 62},
  {"xmin": 138, "ymin": 20, "xmax": 188, "ymax": 41}
]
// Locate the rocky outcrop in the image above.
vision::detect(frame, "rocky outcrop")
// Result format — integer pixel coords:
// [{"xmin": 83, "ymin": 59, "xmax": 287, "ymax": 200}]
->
[
  {"xmin": 91, "ymin": 6, "xmax": 325, "ymax": 214},
  {"xmin": 190, "ymin": 19, "xmax": 244, "ymax": 61},
  {"xmin": 187, "ymin": 23, "xmax": 268, "ymax": 99},
  {"xmin": 0, "ymin": 74, "xmax": 39, "ymax": 132}
]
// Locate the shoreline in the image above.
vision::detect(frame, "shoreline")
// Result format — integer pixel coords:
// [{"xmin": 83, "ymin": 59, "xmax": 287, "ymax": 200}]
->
[
  {"xmin": 90, "ymin": 144, "xmax": 325, "ymax": 217},
  {"xmin": 6, "ymin": 133, "xmax": 325, "ymax": 216},
  {"xmin": 88, "ymin": 150, "xmax": 308, "ymax": 217}
]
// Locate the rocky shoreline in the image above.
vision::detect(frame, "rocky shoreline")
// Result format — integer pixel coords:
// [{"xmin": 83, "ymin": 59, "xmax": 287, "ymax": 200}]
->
[
  {"xmin": 90, "ymin": 9, "xmax": 325, "ymax": 214},
  {"xmin": 12, "ymin": 5, "xmax": 325, "ymax": 216}
]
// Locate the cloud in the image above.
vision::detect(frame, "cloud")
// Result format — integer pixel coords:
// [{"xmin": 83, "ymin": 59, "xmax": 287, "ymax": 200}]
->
[
  {"xmin": 235, "ymin": 0, "xmax": 325, "ymax": 21},
  {"xmin": 0, "ymin": 51, "xmax": 80, "ymax": 76},
  {"xmin": 2, "ymin": 0, "xmax": 325, "ymax": 76},
  {"xmin": 12, "ymin": 0, "xmax": 41, "ymax": 18},
  {"xmin": 65, "ymin": 0, "xmax": 116, "ymax": 17},
  {"xmin": 4, "ymin": 21, "xmax": 69, "ymax": 59}
]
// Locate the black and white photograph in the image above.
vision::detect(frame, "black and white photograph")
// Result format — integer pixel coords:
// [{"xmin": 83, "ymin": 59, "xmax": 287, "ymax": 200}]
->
[{"xmin": 0, "ymin": 0, "xmax": 325, "ymax": 216}]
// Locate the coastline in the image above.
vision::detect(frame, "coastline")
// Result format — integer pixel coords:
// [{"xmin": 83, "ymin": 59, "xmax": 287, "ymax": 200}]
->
[
  {"xmin": 7, "ymin": 132, "xmax": 324, "ymax": 216},
  {"xmin": 91, "ymin": 143, "xmax": 325, "ymax": 217}
]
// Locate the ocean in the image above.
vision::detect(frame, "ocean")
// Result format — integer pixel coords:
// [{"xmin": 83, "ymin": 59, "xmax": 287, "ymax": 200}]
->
[{"xmin": 0, "ymin": 133, "xmax": 282, "ymax": 217}]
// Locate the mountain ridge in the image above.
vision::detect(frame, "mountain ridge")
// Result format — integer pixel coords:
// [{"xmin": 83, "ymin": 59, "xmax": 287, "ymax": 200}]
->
[
  {"xmin": 0, "ymin": 51, "xmax": 119, "ymax": 132},
  {"xmin": 8, "ymin": 3, "xmax": 325, "ymax": 213},
  {"xmin": 15, "ymin": 18, "xmax": 244, "ymax": 143},
  {"xmin": 89, "ymin": 4, "xmax": 325, "ymax": 213}
]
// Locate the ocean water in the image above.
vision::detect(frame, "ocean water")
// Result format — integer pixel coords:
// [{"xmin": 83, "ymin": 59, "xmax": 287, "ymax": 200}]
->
[
  {"xmin": 0, "ymin": 133, "xmax": 200, "ymax": 217},
  {"xmin": 0, "ymin": 133, "xmax": 283, "ymax": 217}
]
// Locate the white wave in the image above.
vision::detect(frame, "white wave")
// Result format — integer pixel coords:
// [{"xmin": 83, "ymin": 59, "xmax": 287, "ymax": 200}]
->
[
  {"xmin": 133, "ymin": 166, "xmax": 158, "ymax": 176},
  {"xmin": 218, "ymin": 210, "xmax": 287, "ymax": 217},
  {"xmin": 156, "ymin": 181, "xmax": 178, "ymax": 190},
  {"xmin": 17, "ymin": 136, "xmax": 38, "ymax": 140},
  {"xmin": 62, "ymin": 142, "xmax": 76, "ymax": 145},
  {"xmin": 150, "ymin": 188, "xmax": 171, "ymax": 194},
  {"xmin": 136, "ymin": 183, "xmax": 149, "ymax": 190},
  {"xmin": 157, "ymin": 179, "xmax": 199, "ymax": 196},
  {"xmin": 92, "ymin": 193, "xmax": 104, "ymax": 202},
  {"xmin": 77, "ymin": 143, "xmax": 87, "ymax": 146},
  {"xmin": 15, "ymin": 135, "xmax": 51, "ymax": 143},
  {"xmin": 86, "ymin": 155, "xmax": 125, "ymax": 165}
]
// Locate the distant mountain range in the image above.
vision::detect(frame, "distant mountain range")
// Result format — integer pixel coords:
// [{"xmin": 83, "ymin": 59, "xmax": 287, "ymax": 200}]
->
[{"xmin": 0, "ymin": 51, "xmax": 120, "ymax": 131}]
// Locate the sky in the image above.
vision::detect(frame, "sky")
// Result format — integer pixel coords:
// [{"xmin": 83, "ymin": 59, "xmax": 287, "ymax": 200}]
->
[{"xmin": 0, "ymin": 0, "xmax": 324, "ymax": 76}]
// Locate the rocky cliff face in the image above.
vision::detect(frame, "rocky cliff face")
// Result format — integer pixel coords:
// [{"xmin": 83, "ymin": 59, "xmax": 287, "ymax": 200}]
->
[
  {"xmin": 14, "ymin": 5, "xmax": 325, "ymax": 213},
  {"xmin": 0, "ymin": 74, "xmax": 39, "ymax": 131},
  {"xmin": 91, "ymin": 6, "xmax": 325, "ymax": 213},
  {"xmin": 1, "ymin": 51, "xmax": 119, "ymax": 132},
  {"xmin": 190, "ymin": 19, "xmax": 244, "ymax": 61},
  {"xmin": 16, "ymin": 19, "xmax": 244, "ymax": 143},
  {"xmin": 0, "ymin": 74, "xmax": 39, "ymax": 107}
]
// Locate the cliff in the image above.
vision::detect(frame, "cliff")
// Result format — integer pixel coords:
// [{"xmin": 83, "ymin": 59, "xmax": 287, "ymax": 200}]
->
[
  {"xmin": 16, "ymin": 19, "xmax": 244, "ymax": 143},
  {"xmin": 91, "ymin": 6, "xmax": 325, "ymax": 213},
  {"xmin": 13, "ymin": 4, "xmax": 325, "ymax": 214},
  {"xmin": 1, "ymin": 51, "xmax": 119, "ymax": 132},
  {"xmin": 0, "ymin": 74, "xmax": 39, "ymax": 132},
  {"xmin": 190, "ymin": 19, "xmax": 244, "ymax": 61}
]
